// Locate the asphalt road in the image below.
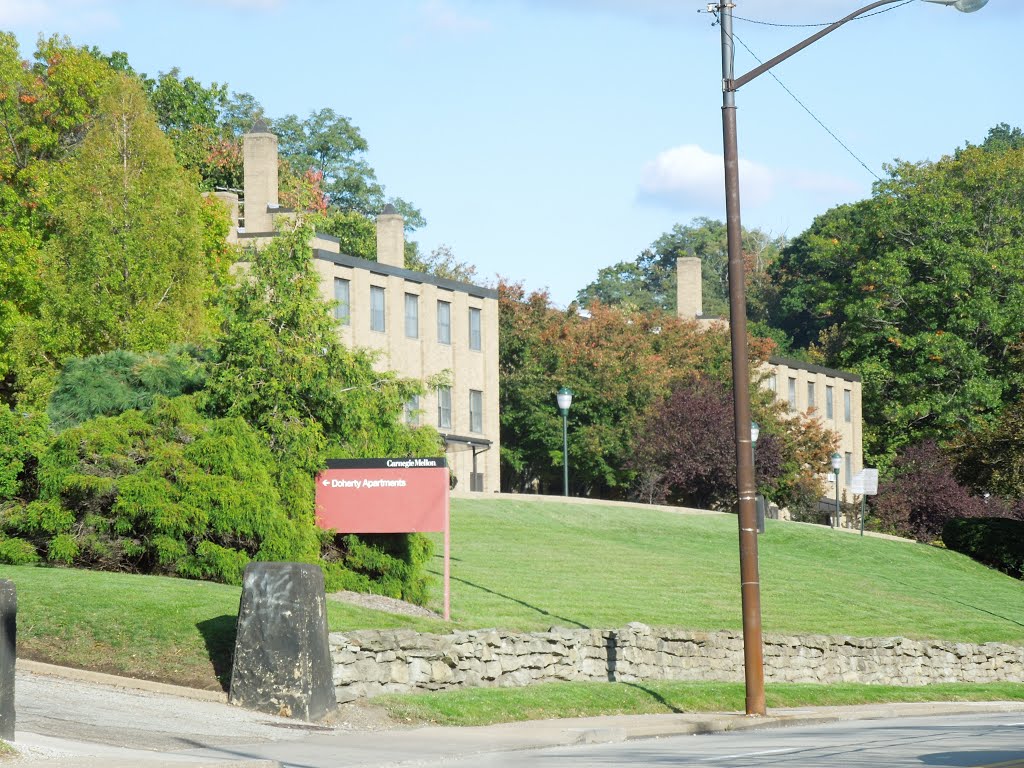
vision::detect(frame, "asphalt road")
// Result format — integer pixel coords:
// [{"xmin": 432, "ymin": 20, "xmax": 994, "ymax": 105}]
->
[
  {"xmin": 9, "ymin": 666, "xmax": 1024, "ymax": 767},
  {"xmin": 414, "ymin": 712, "xmax": 1024, "ymax": 768}
]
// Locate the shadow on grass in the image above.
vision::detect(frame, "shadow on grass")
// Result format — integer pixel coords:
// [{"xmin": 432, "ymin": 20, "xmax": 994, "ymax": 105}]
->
[
  {"xmin": 196, "ymin": 615, "xmax": 236, "ymax": 692},
  {"xmin": 450, "ymin": 575, "xmax": 587, "ymax": 628},
  {"xmin": 892, "ymin": 578, "xmax": 1024, "ymax": 629},
  {"xmin": 621, "ymin": 682, "xmax": 685, "ymax": 714}
]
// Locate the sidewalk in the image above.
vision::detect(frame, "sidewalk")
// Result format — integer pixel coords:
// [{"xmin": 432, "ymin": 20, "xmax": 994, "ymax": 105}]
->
[{"xmin": 10, "ymin": 660, "xmax": 1024, "ymax": 767}]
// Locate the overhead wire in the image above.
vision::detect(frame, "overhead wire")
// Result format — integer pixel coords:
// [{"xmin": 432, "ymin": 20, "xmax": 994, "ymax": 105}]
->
[{"xmin": 701, "ymin": 3, "xmax": 920, "ymax": 180}]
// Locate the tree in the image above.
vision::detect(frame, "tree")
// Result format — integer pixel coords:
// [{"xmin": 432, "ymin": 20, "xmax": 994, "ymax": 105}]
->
[
  {"xmin": 272, "ymin": 109, "xmax": 425, "ymax": 229},
  {"xmin": 629, "ymin": 377, "xmax": 765, "ymax": 509},
  {"xmin": 46, "ymin": 348, "xmax": 207, "ymax": 431},
  {"xmin": 0, "ymin": 34, "xmax": 118, "ymax": 403},
  {"xmin": 498, "ymin": 281, "xmax": 782, "ymax": 497},
  {"xmin": 949, "ymin": 396, "xmax": 1024, "ymax": 501},
  {"xmin": 975, "ymin": 122, "xmax": 1024, "ymax": 154},
  {"xmin": 870, "ymin": 441, "xmax": 987, "ymax": 543},
  {"xmin": 140, "ymin": 69, "xmax": 263, "ymax": 191},
  {"xmin": 203, "ymin": 216, "xmax": 443, "ymax": 600},
  {"xmin": 770, "ymin": 133, "xmax": 1024, "ymax": 470},
  {"xmin": 630, "ymin": 375, "xmax": 834, "ymax": 511},
  {"xmin": 10, "ymin": 72, "xmax": 227, "ymax": 407},
  {"xmin": 406, "ymin": 244, "xmax": 479, "ymax": 283},
  {"xmin": 576, "ymin": 217, "xmax": 784, "ymax": 320}
]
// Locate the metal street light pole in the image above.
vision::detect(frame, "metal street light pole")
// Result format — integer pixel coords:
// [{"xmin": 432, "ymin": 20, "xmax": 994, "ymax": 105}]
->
[
  {"xmin": 831, "ymin": 452, "xmax": 842, "ymax": 528},
  {"xmin": 715, "ymin": 0, "xmax": 986, "ymax": 718},
  {"xmin": 557, "ymin": 387, "xmax": 573, "ymax": 497}
]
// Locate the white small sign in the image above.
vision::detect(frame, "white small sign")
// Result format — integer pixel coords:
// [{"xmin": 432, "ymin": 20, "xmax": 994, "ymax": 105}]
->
[{"xmin": 850, "ymin": 468, "xmax": 879, "ymax": 496}]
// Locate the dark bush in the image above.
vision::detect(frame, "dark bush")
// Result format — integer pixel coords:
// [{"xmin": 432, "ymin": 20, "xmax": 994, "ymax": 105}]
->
[
  {"xmin": 943, "ymin": 517, "xmax": 1024, "ymax": 579},
  {"xmin": 870, "ymin": 441, "xmax": 986, "ymax": 542}
]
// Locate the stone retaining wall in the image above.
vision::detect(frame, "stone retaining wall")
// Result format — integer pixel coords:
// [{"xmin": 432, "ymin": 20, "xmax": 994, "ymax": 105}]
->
[{"xmin": 330, "ymin": 623, "xmax": 1024, "ymax": 702}]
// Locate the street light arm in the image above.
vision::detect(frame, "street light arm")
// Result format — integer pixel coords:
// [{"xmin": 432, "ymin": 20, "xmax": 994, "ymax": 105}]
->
[{"xmin": 727, "ymin": 0, "xmax": 904, "ymax": 92}]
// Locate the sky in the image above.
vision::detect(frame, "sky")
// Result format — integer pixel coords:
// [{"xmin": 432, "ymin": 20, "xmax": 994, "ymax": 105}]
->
[{"xmin": 0, "ymin": 0, "xmax": 1020, "ymax": 307}]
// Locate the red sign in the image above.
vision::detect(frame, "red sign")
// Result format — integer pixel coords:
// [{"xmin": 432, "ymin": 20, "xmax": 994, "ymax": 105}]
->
[{"xmin": 315, "ymin": 458, "xmax": 449, "ymax": 533}]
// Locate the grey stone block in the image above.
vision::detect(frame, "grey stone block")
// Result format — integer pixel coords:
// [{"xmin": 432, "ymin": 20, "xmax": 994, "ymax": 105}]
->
[{"xmin": 229, "ymin": 563, "xmax": 336, "ymax": 721}]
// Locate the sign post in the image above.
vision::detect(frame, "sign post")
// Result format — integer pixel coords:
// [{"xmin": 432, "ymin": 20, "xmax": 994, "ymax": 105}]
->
[
  {"xmin": 849, "ymin": 468, "xmax": 879, "ymax": 536},
  {"xmin": 315, "ymin": 458, "xmax": 451, "ymax": 620}
]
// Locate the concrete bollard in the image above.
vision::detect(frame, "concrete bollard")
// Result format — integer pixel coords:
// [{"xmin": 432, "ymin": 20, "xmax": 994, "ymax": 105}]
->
[
  {"xmin": 228, "ymin": 563, "xmax": 336, "ymax": 721},
  {"xmin": 0, "ymin": 580, "xmax": 15, "ymax": 741}
]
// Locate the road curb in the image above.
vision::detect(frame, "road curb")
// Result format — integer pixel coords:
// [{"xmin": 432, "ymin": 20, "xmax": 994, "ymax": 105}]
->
[{"xmin": 15, "ymin": 659, "xmax": 228, "ymax": 704}]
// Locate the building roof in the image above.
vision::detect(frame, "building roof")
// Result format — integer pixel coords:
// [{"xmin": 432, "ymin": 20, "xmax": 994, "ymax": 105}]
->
[
  {"xmin": 313, "ymin": 248, "xmax": 499, "ymax": 300},
  {"xmin": 768, "ymin": 356, "xmax": 861, "ymax": 383}
]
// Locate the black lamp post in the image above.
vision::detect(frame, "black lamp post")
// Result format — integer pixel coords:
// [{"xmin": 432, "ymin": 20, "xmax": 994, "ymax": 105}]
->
[
  {"xmin": 715, "ymin": 0, "xmax": 985, "ymax": 717},
  {"xmin": 556, "ymin": 387, "xmax": 573, "ymax": 497},
  {"xmin": 831, "ymin": 452, "xmax": 842, "ymax": 528}
]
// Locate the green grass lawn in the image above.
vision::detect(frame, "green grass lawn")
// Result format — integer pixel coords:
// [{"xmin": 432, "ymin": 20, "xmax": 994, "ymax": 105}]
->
[
  {"xmin": 378, "ymin": 680, "xmax": 1024, "ymax": 726},
  {"xmin": 2, "ymin": 495, "xmax": 1023, "ymax": 702},
  {"xmin": 429, "ymin": 498, "xmax": 1024, "ymax": 644}
]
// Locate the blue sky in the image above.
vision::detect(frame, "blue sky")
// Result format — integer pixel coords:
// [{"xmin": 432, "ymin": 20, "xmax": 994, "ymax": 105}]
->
[{"xmin": 0, "ymin": 0, "xmax": 1019, "ymax": 306}]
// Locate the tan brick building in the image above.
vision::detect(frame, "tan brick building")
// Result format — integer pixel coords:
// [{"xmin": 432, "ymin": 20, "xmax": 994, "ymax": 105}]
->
[
  {"xmin": 677, "ymin": 257, "xmax": 864, "ymax": 501},
  {"xmin": 218, "ymin": 123, "xmax": 500, "ymax": 492}
]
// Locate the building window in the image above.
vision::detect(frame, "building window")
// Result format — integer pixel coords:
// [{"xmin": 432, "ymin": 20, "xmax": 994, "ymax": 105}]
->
[
  {"xmin": 469, "ymin": 307, "xmax": 482, "ymax": 351},
  {"xmin": 437, "ymin": 386, "xmax": 452, "ymax": 429},
  {"xmin": 469, "ymin": 389, "xmax": 483, "ymax": 433},
  {"xmin": 807, "ymin": 381, "xmax": 816, "ymax": 411},
  {"xmin": 826, "ymin": 385, "xmax": 834, "ymax": 419},
  {"xmin": 370, "ymin": 286, "xmax": 386, "ymax": 332},
  {"xmin": 845, "ymin": 451, "xmax": 853, "ymax": 480},
  {"xmin": 844, "ymin": 389, "xmax": 852, "ymax": 423},
  {"xmin": 405, "ymin": 293, "xmax": 419, "ymax": 339},
  {"xmin": 334, "ymin": 278, "xmax": 350, "ymax": 325},
  {"xmin": 437, "ymin": 300, "xmax": 451, "ymax": 345},
  {"xmin": 404, "ymin": 395, "xmax": 420, "ymax": 426},
  {"xmin": 767, "ymin": 374, "xmax": 777, "ymax": 393},
  {"xmin": 787, "ymin": 377, "xmax": 797, "ymax": 409}
]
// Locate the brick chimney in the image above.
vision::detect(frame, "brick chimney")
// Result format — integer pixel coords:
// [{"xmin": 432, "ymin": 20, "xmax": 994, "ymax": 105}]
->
[
  {"xmin": 676, "ymin": 257, "xmax": 703, "ymax": 320},
  {"xmin": 376, "ymin": 204, "xmax": 405, "ymax": 268},
  {"xmin": 242, "ymin": 119, "xmax": 278, "ymax": 234}
]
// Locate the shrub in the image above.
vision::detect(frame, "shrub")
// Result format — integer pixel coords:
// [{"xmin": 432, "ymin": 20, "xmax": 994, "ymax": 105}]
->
[
  {"xmin": 0, "ymin": 405, "xmax": 49, "ymax": 501},
  {"xmin": 943, "ymin": 517, "xmax": 1024, "ymax": 579},
  {"xmin": 322, "ymin": 533, "xmax": 435, "ymax": 605},
  {"xmin": 0, "ymin": 395, "xmax": 320, "ymax": 583},
  {"xmin": 870, "ymin": 441, "xmax": 986, "ymax": 542},
  {"xmin": 47, "ymin": 347, "xmax": 207, "ymax": 431}
]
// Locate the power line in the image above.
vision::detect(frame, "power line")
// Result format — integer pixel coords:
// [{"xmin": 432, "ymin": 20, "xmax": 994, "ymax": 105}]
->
[
  {"xmin": 732, "ymin": 0, "xmax": 916, "ymax": 27},
  {"xmin": 729, "ymin": 31, "xmax": 882, "ymax": 181},
  {"xmin": 699, "ymin": 1, "xmax": 915, "ymax": 28},
  {"xmin": 701, "ymin": 5, "xmax": 893, "ymax": 181}
]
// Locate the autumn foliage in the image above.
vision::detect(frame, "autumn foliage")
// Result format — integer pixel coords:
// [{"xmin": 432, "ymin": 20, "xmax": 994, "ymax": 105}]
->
[{"xmin": 499, "ymin": 281, "xmax": 834, "ymax": 506}]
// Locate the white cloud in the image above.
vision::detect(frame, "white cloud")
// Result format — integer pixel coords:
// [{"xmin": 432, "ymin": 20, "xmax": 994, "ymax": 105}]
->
[
  {"xmin": 0, "ymin": 0, "xmax": 58, "ymax": 26},
  {"xmin": 0, "ymin": 0, "xmax": 118, "ymax": 34},
  {"xmin": 420, "ymin": 0, "xmax": 491, "ymax": 34},
  {"xmin": 193, "ymin": 0, "xmax": 282, "ymax": 9},
  {"xmin": 638, "ymin": 143, "xmax": 775, "ymax": 210},
  {"xmin": 637, "ymin": 143, "xmax": 864, "ymax": 218}
]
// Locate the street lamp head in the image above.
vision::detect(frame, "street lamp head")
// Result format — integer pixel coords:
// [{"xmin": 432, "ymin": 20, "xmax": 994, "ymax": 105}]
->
[
  {"xmin": 750, "ymin": 421, "xmax": 760, "ymax": 445},
  {"xmin": 556, "ymin": 386, "xmax": 573, "ymax": 415},
  {"xmin": 831, "ymin": 451, "xmax": 842, "ymax": 475},
  {"xmin": 922, "ymin": 0, "xmax": 989, "ymax": 12}
]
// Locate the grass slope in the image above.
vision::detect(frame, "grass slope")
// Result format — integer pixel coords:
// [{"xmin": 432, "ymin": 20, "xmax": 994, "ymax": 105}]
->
[
  {"xmin": 432, "ymin": 498, "xmax": 1024, "ymax": 644},
  {"xmin": 2, "ymin": 495, "xmax": 1023, "ymax": 694}
]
